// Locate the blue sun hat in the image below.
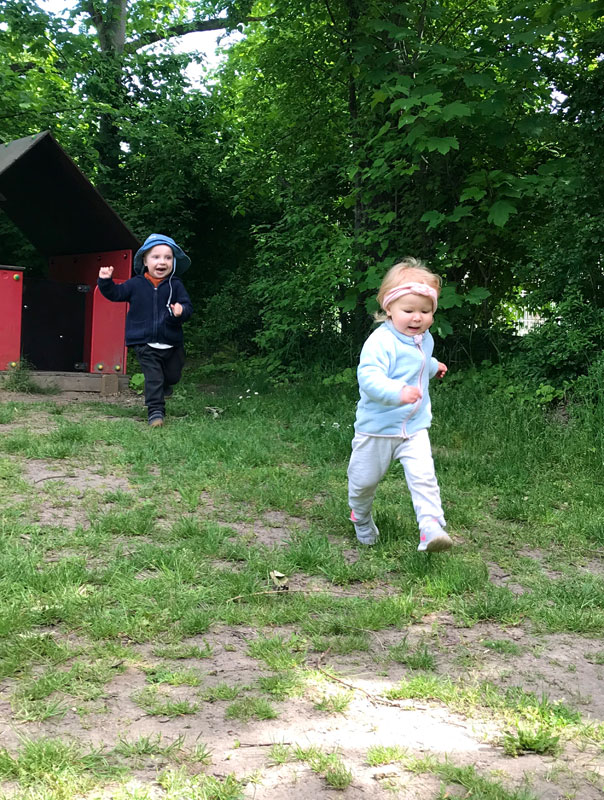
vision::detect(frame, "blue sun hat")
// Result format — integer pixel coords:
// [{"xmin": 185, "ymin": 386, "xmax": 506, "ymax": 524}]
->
[{"xmin": 133, "ymin": 233, "xmax": 191, "ymax": 276}]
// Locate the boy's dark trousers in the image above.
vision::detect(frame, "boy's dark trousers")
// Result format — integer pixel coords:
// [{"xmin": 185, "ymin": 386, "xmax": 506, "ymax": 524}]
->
[{"xmin": 134, "ymin": 344, "xmax": 185, "ymax": 419}]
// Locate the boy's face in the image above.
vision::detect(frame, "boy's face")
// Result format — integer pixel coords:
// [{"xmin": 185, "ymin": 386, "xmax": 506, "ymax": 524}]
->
[
  {"xmin": 387, "ymin": 293, "xmax": 434, "ymax": 337},
  {"xmin": 143, "ymin": 245, "xmax": 174, "ymax": 279}
]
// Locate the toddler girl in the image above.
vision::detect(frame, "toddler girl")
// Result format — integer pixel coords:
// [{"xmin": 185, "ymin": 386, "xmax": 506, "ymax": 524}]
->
[{"xmin": 347, "ymin": 258, "xmax": 452, "ymax": 552}]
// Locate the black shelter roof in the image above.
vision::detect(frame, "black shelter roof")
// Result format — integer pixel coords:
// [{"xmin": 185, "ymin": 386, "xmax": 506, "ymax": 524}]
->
[{"xmin": 0, "ymin": 131, "xmax": 140, "ymax": 256}]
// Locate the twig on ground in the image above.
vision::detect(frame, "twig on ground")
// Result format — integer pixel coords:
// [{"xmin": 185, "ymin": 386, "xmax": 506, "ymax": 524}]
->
[{"xmin": 238, "ymin": 742, "xmax": 292, "ymax": 747}]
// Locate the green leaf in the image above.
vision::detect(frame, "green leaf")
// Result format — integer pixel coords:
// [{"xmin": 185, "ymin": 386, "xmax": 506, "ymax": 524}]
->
[
  {"xmin": 434, "ymin": 316, "xmax": 453, "ymax": 337},
  {"xmin": 460, "ymin": 186, "xmax": 487, "ymax": 202},
  {"xmin": 447, "ymin": 205, "xmax": 473, "ymax": 222},
  {"xmin": 438, "ymin": 286, "xmax": 464, "ymax": 308},
  {"xmin": 371, "ymin": 90, "xmax": 388, "ymax": 107},
  {"xmin": 420, "ymin": 92, "xmax": 443, "ymax": 105},
  {"xmin": 419, "ymin": 210, "xmax": 446, "ymax": 230},
  {"xmin": 441, "ymin": 101, "xmax": 472, "ymax": 121},
  {"xmin": 466, "ymin": 286, "xmax": 491, "ymax": 304},
  {"xmin": 390, "ymin": 97, "xmax": 420, "ymax": 113},
  {"xmin": 338, "ymin": 292, "xmax": 358, "ymax": 312},
  {"xmin": 424, "ymin": 137, "xmax": 459, "ymax": 154},
  {"xmin": 397, "ymin": 114, "xmax": 417, "ymax": 128},
  {"xmin": 487, "ymin": 200, "xmax": 518, "ymax": 227}
]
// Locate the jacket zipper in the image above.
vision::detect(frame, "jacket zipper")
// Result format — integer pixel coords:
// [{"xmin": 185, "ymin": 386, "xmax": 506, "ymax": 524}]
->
[
  {"xmin": 401, "ymin": 335, "xmax": 426, "ymax": 437},
  {"xmin": 151, "ymin": 283, "xmax": 159, "ymax": 341}
]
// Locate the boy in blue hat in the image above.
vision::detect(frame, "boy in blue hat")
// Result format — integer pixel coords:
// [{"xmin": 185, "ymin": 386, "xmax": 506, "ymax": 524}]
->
[{"xmin": 98, "ymin": 233, "xmax": 193, "ymax": 427}]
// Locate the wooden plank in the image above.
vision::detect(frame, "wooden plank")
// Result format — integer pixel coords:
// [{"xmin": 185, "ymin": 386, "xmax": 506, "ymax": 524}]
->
[{"xmin": 0, "ymin": 371, "xmax": 129, "ymax": 393}]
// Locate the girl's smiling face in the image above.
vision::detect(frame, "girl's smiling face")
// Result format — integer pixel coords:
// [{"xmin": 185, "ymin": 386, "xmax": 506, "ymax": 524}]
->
[
  {"xmin": 143, "ymin": 244, "xmax": 174, "ymax": 279},
  {"xmin": 387, "ymin": 292, "xmax": 434, "ymax": 337}
]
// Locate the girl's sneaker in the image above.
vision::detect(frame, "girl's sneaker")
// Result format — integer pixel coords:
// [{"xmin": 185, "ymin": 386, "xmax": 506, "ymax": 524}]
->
[
  {"xmin": 350, "ymin": 510, "xmax": 379, "ymax": 545},
  {"xmin": 418, "ymin": 520, "xmax": 452, "ymax": 553}
]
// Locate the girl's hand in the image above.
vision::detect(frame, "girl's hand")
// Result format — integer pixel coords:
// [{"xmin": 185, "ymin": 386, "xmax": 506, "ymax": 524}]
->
[
  {"xmin": 435, "ymin": 361, "xmax": 448, "ymax": 379},
  {"xmin": 99, "ymin": 266, "xmax": 114, "ymax": 279},
  {"xmin": 170, "ymin": 302, "xmax": 183, "ymax": 317},
  {"xmin": 401, "ymin": 385, "xmax": 422, "ymax": 404}
]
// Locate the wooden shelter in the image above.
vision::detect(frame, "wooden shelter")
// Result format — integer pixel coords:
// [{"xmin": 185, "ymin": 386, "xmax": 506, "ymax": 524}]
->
[{"xmin": 0, "ymin": 131, "xmax": 140, "ymax": 392}]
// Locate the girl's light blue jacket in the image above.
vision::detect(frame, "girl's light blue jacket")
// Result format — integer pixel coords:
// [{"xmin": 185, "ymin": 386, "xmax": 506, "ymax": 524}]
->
[{"xmin": 354, "ymin": 320, "xmax": 439, "ymax": 437}]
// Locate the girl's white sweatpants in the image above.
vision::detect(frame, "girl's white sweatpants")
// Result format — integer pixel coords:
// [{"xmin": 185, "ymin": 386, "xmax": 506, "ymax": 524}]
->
[{"xmin": 347, "ymin": 429, "xmax": 445, "ymax": 531}]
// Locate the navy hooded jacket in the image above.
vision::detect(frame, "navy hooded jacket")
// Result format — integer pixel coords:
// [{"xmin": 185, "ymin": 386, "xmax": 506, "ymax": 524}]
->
[{"xmin": 97, "ymin": 274, "xmax": 193, "ymax": 347}]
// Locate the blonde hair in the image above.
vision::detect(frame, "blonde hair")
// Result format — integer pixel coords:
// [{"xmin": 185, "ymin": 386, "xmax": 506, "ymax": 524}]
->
[{"xmin": 375, "ymin": 258, "xmax": 441, "ymax": 321}]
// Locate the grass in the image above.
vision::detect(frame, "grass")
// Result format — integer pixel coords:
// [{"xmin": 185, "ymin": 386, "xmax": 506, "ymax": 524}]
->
[{"xmin": 2, "ymin": 366, "xmax": 604, "ymax": 796}]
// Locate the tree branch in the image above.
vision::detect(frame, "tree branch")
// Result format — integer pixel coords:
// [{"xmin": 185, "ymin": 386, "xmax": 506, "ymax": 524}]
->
[{"xmin": 124, "ymin": 15, "xmax": 271, "ymax": 54}]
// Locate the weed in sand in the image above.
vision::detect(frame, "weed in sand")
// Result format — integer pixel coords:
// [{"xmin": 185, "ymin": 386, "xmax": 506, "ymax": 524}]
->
[
  {"xmin": 257, "ymin": 671, "xmax": 306, "ymax": 699},
  {"xmin": 225, "ymin": 696, "xmax": 278, "ymax": 721},
  {"xmin": 115, "ymin": 733, "xmax": 185, "ymax": 759},
  {"xmin": 292, "ymin": 745, "xmax": 353, "ymax": 789},
  {"xmin": 133, "ymin": 686, "xmax": 199, "ymax": 717},
  {"xmin": 268, "ymin": 743, "xmax": 293, "ymax": 765},
  {"xmin": 313, "ymin": 691, "xmax": 353, "ymax": 714},
  {"xmin": 158, "ymin": 767, "xmax": 243, "ymax": 800},
  {"xmin": 200, "ymin": 683, "xmax": 244, "ymax": 702},
  {"xmin": 153, "ymin": 641, "xmax": 213, "ymax": 660},
  {"xmin": 309, "ymin": 632, "xmax": 370, "ymax": 654},
  {"xmin": 247, "ymin": 633, "xmax": 307, "ymax": 670},
  {"xmin": 388, "ymin": 639, "xmax": 436, "ymax": 671},
  {"xmin": 189, "ymin": 743, "xmax": 213, "ymax": 766},
  {"xmin": 432, "ymin": 761, "xmax": 537, "ymax": 799},
  {"xmin": 143, "ymin": 663, "xmax": 201, "ymax": 686},
  {"xmin": 503, "ymin": 722, "xmax": 562, "ymax": 757},
  {"xmin": 12, "ymin": 696, "xmax": 69, "ymax": 722},
  {"xmin": 585, "ymin": 649, "xmax": 604, "ymax": 665},
  {"xmin": 366, "ymin": 744, "xmax": 407, "ymax": 766}
]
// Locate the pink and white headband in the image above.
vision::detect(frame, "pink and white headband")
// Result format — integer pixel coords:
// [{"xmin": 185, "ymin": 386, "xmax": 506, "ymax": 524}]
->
[{"xmin": 382, "ymin": 282, "xmax": 438, "ymax": 312}]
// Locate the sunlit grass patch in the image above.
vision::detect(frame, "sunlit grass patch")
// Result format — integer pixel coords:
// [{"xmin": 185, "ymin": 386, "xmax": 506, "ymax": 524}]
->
[
  {"xmin": 502, "ymin": 722, "xmax": 561, "ymax": 757},
  {"xmin": 384, "ymin": 673, "xmax": 582, "ymax": 747},
  {"xmin": 158, "ymin": 768, "xmax": 244, "ymax": 800},
  {"xmin": 366, "ymin": 744, "xmax": 407, "ymax": 766},
  {"xmin": 0, "ymin": 736, "xmax": 121, "ymax": 794},
  {"xmin": 257, "ymin": 671, "xmax": 307, "ymax": 700},
  {"xmin": 0, "ymin": 631, "xmax": 77, "ymax": 680},
  {"xmin": 247, "ymin": 633, "xmax": 307, "ymax": 670}
]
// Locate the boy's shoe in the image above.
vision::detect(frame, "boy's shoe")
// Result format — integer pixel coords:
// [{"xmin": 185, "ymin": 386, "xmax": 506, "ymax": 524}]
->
[
  {"xmin": 164, "ymin": 385, "xmax": 174, "ymax": 398},
  {"xmin": 350, "ymin": 510, "xmax": 379, "ymax": 545},
  {"xmin": 148, "ymin": 412, "xmax": 164, "ymax": 428},
  {"xmin": 418, "ymin": 520, "xmax": 452, "ymax": 553}
]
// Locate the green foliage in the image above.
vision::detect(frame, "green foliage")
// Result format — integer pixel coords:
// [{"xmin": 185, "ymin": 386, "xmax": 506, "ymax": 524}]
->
[
  {"xmin": 129, "ymin": 373, "xmax": 145, "ymax": 394},
  {"xmin": 2, "ymin": 0, "xmax": 602, "ymax": 373},
  {"xmin": 511, "ymin": 291, "xmax": 604, "ymax": 385}
]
